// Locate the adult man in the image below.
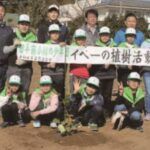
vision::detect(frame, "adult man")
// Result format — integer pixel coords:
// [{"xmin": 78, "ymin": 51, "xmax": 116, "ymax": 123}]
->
[
  {"xmin": 3, "ymin": 14, "xmax": 37, "ymax": 93},
  {"xmin": 81, "ymin": 9, "xmax": 99, "ymax": 46},
  {"xmin": 114, "ymin": 13, "xmax": 144, "ymax": 46},
  {"xmin": 0, "ymin": 2, "xmax": 13, "ymax": 91}
]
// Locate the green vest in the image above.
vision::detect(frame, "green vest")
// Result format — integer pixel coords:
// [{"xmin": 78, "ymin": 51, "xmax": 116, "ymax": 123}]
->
[
  {"xmin": 0, "ymin": 86, "xmax": 26, "ymax": 104},
  {"xmin": 0, "ymin": 87, "xmax": 26, "ymax": 103},
  {"xmin": 123, "ymin": 87, "xmax": 144, "ymax": 106},
  {"xmin": 45, "ymin": 40, "xmax": 59, "ymax": 44},
  {"xmin": 34, "ymin": 88, "xmax": 57, "ymax": 109},
  {"xmin": 95, "ymin": 39, "xmax": 116, "ymax": 47},
  {"xmin": 45, "ymin": 40, "xmax": 52, "ymax": 44},
  {"xmin": 16, "ymin": 29, "xmax": 37, "ymax": 42},
  {"xmin": 10, "ymin": 92, "xmax": 26, "ymax": 104},
  {"xmin": 0, "ymin": 87, "xmax": 7, "ymax": 97},
  {"xmin": 119, "ymin": 42, "xmax": 138, "ymax": 48},
  {"xmin": 71, "ymin": 42, "xmax": 79, "ymax": 46}
]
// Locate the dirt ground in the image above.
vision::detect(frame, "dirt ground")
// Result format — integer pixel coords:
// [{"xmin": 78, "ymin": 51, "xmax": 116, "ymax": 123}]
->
[{"xmin": 0, "ymin": 62, "xmax": 149, "ymax": 150}]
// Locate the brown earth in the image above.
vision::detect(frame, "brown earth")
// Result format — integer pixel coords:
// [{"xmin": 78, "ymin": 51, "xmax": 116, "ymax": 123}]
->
[{"xmin": 0, "ymin": 62, "xmax": 148, "ymax": 150}]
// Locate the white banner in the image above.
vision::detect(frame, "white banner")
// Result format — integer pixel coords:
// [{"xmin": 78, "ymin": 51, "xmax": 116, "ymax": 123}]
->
[{"xmin": 17, "ymin": 42, "xmax": 150, "ymax": 66}]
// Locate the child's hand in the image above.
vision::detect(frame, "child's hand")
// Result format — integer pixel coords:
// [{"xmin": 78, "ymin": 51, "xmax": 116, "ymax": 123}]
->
[
  {"xmin": 47, "ymin": 63, "xmax": 56, "ymax": 68},
  {"xmin": 104, "ymin": 64, "xmax": 110, "ymax": 69},
  {"xmin": 121, "ymin": 111, "xmax": 128, "ymax": 115},
  {"xmin": 50, "ymin": 62, "xmax": 56, "ymax": 68},
  {"xmin": 18, "ymin": 102, "xmax": 26, "ymax": 110},
  {"xmin": 31, "ymin": 111, "xmax": 40, "ymax": 119},
  {"xmin": 87, "ymin": 64, "xmax": 92, "ymax": 69},
  {"xmin": 128, "ymin": 65, "xmax": 132, "ymax": 70},
  {"xmin": 38, "ymin": 89, "xmax": 44, "ymax": 96},
  {"xmin": 7, "ymin": 88, "xmax": 12, "ymax": 97},
  {"xmin": 73, "ymin": 79, "xmax": 81, "ymax": 94},
  {"xmin": 59, "ymin": 42, "xmax": 66, "ymax": 47},
  {"xmin": 14, "ymin": 39, "xmax": 21, "ymax": 47},
  {"xmin": 118, "ymin": 82, "xmax": 124, "ymax": 96},
  {"xmin": 78, "ymin": 101, "xmax": 86, "ymax": 112}
]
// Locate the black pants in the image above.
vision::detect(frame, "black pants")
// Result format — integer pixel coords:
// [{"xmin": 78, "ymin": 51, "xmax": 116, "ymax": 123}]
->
[
  {"xmin": 1, "ymin": 103, "xmax": 30, "ymax": 123},
  {"xmin": 34, "ymin": 102, "xmax": 64, "ymax": 125},
  {"xmin": 69, "ymin": 102, "xmax": 103, "ymax": 125},
  {"xmin": 100, "ymin": 79, "xmax": 114, "ymax": 116},
  {"xmin": 0, "ymin": 65, "xmax": 7, "ymax": 91}
]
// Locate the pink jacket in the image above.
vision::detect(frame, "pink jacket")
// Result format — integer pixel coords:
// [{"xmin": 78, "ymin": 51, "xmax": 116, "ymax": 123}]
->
[{"xmin": 29, "ymin": 92, "xmax": 59, "ymax": 115}]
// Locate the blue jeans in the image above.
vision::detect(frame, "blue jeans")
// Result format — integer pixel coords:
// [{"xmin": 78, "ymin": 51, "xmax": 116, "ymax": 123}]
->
[
  {"xmin": 114, "ymin": 104, "xmax": 127, "ymax": 112},
  {"xmin": 0, "ymin": 65, "xmax": 7, "ymax": 91},
  {"xmin": 114, "ymin": 104, "xmax": 142, "ymax": 122},
  {"xmin": 143, "ymin": 72, "xmax": 150, "ymax": 113},
  {"xmin": 130, "ymin": 111, "xmax": 142, "ymax": 121}
]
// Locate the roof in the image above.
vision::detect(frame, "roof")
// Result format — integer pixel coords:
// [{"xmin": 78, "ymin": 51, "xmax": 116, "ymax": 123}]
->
[{"xmin": 98, "ymin": 0, "xmax": 150, "ymax": 9}]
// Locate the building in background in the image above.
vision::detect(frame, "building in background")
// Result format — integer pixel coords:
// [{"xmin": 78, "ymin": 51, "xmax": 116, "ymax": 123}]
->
[{"xmin": 59, "ymin": 0, "xmax": 150, "ymax": 24}]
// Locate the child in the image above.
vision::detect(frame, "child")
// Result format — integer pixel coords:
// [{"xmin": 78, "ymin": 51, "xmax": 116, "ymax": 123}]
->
[
  {"xmin": 141, "ymin": 25, "xmax": 150, "ymax": 120},
  {"xmin": 70, "ymin": 29, "xmax": 91, "ymax": 92},
  {"xmin": 118, "ymin": 28, "xmax": 139, "ymax": 86},
  {"xmin": 92, "ymin": 26, "xmax": 116, "ymax": 117},
  {"xmin": 0, "ymin": 75, "xmax": 27, "ymax": 128},
  {"xmin": 68, "ymin": 76, "xmax": 104, "ymax": 131},
  {"xmin": 3, "ymin": 14, "xmax": 37, "ymax": 93},
  {"xmin": 39, "ymin": 24, "xmax": 64, "ymax": 98},
  {"xmin": 112, "ymin": 72, "xmax": 144, "ymax": 132},
  {"xmin": 29, "ymin": 75, "xmax": 63, "ymax": 128}
]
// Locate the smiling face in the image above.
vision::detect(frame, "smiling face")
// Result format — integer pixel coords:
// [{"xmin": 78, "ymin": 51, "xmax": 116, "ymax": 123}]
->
[
  {"xmin": 127, "ymin": 80, "xmax": 140, "ymax": 90},
  {"xmin": 0, "ymin": 6, "xmax": 5, "ymax": 21},
  {"xmin": 86, "ymin": 13, "xmax": 97, "ymax": 27},
  {"xmin": 49, "ymin": 31, "xmax": 60, "ymax": 42},
  {"xmin": 18, "ymin": 22, "xmax": 30, "ymax": 34},
  {"xmin": 47, "ymin": 10, "xmax": 59, "ymax": 21},
  {"xmin": 85, "ymin": 85, "xmax": 97, "ymax": 96},
  {"xmin": 124, "ymin": 16, "xmax": 137, "ymax": 28},
  {"xmin": 40, "ymin": 84, "xmax": 51, "ymax": 93},
  {"xmin": 99, "ymin": 33, "xmax": 110, "ymax": 43},
  {"xmin": 126, "ymin": 34, "xmax": 136, "ymax": 44},
  {"xmin": 75, "ymin": 37, "xmax": 86, "ymax": 46},
  {"xmin": 9, "ymin": 84, "xmax": 20, "ymax": 93}
]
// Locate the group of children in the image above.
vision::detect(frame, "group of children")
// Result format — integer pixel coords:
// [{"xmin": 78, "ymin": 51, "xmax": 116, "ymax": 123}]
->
[{"xmin": 0, "ymin": 13, "xmax": 149, "ymax": 133}]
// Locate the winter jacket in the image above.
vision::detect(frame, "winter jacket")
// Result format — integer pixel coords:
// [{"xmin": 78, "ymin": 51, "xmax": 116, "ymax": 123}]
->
[
  {"xmin": 29, "ymin": 88, "xmax": 59, "ymax": 115},
  {"xmin": 116, "ymin": 86, "xmax": 145, "ymax": 114},
  {"xmin": 0, "ymin": 22, "xmax": 13, "ymax": 65},
  {"xmin": 37, "ymin": 20, "xmax": 69, "ymax": 43},
  {"xmin": 4, "ymin": 29, "xmax": 37, "ymax": 68},
  {"xmin": 114, "ymin": 28, "xmax": 144, "ymax": 46},
  {"xmin": 81, "ymin": 24, "xmax": 99, "ymax": 46},
  {"xmin": 70, "ymin": 84, "xmax": 104, "ymax": 107}
]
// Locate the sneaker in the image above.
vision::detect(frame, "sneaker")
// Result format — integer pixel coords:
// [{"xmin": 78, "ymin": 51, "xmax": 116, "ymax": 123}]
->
[
  {"xmin": 17, "ymin": 120, "xmax": 25, "ymax": 127},
  {"xmin": 135, "ymin": 126, "xmax": 144, "ymax": 132},
  {"xmin": 33, "ymin": 120, "xmax": 41, "ymax": 128},
  {"xmin": 144, "ymin": 113, "xmax": 150, "ymax": 121},
  {"xmin": 0, "ymin": 122, "xmax": 9, "ymax": 128},
  {"xmin": 88, "ymin": 123, "xmax": 98, "ymax": 131},
  {"xmin": 50, "ymin": 122, "xmax": 57, "ymax": 128}
]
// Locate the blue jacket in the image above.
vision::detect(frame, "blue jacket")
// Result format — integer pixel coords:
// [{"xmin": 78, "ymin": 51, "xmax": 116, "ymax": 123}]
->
[{"xmin": 114, "ymin": 28, "xmax": 144, "ymax": 46}]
